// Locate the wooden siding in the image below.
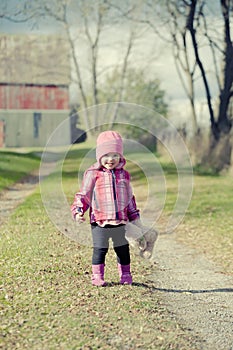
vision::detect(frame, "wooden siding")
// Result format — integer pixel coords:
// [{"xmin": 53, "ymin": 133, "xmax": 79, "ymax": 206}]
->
[
  {"xmin": 1, "ymin": 110, "xmax": 70, "ymax": 147},
  {"xmin": 0, "ymin": 84, "xmax": 69, "ymax": 110}
]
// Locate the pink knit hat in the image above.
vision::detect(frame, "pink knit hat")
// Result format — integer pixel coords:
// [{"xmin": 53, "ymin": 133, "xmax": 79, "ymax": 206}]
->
[{"xmin": 96, "ymin": 131, "xmax": 123, "ymax": 161}]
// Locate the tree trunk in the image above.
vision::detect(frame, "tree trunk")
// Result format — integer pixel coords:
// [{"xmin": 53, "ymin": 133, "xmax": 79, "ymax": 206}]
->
[
  {"xmin": 201, "ymin": 131, "xmax": 232, "ymax": 173},
  {"xmin": 229, "ymin": 130, "xmax": 233, "ymax": 175}
]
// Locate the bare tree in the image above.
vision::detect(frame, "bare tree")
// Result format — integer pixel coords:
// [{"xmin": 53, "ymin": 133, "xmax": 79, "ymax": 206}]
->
[
  {"xmin": 140, "ymin": 0, "xmax": 233, "ymax": 171},
  {"xmin": 35, "ymin": 0, "xmax": 147, "ymax": 132},
  {"xmin": 184, "ymin": 0, "xmax": 233, "ymax": 170},
  {"xmin": 0, "ymin": 0, "xmax": 42, "ymax": 24},
  {"xmin": 108, "ymin": 27, "xmax": 138, "ymax": 127},
  {"xmin": 166, "ymin": 0, "xmax": 199, "ymax": 134}
]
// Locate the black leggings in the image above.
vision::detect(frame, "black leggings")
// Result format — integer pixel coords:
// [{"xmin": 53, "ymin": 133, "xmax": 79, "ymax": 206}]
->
[{"xmin": 91, "ymin": 224, "xmax": 130, "ymax": 265}]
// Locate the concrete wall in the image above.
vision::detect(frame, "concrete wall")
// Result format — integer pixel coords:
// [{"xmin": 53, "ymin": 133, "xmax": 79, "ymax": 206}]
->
[{"xmin": 0, "ymin": 110, "xmax": 71, "ymax": 147}]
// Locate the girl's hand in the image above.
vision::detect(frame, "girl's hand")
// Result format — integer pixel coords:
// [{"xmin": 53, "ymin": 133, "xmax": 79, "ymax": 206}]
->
[{"xmin": 75, "ymin": 213, "xmax": 86, "ymax": 223}]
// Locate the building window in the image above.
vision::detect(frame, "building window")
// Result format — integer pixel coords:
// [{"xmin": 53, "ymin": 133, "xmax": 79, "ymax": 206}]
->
[{"xmin": 33, "ymin": 112, "xmax": 41, "ymax": 138}]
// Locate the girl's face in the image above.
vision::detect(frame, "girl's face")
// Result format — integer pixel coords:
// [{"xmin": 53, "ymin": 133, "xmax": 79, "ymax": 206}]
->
[{"xmin": 100, "ymin": 152, "xmax": 120, "ymax": 170}]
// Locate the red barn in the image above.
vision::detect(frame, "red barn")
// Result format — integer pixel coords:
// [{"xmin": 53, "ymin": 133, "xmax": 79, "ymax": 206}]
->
[{"xmin": 0, "ymin": 34, "xmax": 71, "ymax": 147}]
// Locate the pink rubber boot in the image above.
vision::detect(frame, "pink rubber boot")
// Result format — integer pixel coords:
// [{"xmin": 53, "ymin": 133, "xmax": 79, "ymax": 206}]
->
[
  {"xmin": 91, "ymin": 264, "xmax": 107, "ymax": 287},
  {"xmin": 118, "ymin": 264, "xmax": 132, "ymax": 285}
]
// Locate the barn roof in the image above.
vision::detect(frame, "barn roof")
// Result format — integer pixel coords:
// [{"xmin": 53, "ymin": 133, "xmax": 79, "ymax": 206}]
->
[{"xmin": 0, "ymin": 34, "xmax": 70, "ymax": 86}]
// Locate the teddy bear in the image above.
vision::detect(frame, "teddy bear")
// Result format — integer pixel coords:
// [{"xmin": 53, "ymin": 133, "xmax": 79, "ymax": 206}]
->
[{"xmin": 125, "ymin": 220, "xmax": 158, "ymax": 259}]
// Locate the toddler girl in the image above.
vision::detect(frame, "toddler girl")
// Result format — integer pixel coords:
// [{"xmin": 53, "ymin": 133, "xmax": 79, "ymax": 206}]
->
[{"xmin": 71, "ymin": 130, "xmax": 143, "ymax": 286}]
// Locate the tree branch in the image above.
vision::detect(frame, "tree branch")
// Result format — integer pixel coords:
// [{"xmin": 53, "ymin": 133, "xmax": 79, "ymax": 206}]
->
[{"xmin": 186, "ymin": 0, "xmax": 217, "ymax": 137}]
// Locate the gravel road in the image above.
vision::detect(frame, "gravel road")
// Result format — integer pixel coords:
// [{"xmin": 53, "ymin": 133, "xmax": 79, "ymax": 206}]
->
[{"xmin": 153, "ymin": 234, "xmax": 233, "ymax": 350}]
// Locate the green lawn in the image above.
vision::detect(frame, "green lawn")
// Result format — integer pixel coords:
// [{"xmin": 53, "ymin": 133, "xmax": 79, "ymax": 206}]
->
[
  {"xmin": 0, "ymin": 146, "xmax": 232, "ymax": 349},
  {"xmin": 176, "ymin": 175, "xmax": 233, "ymax": 273},
  {"xmin": 0, "ymin": 151, "xmax": 40, "ymax": 191}
]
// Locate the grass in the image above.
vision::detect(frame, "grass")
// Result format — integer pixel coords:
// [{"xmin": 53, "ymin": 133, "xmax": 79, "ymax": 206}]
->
[
  {"xmin": 1, "ymin": 145, "xmax": 232, "ymax": 349},
  {"xmin": 0, "ymin": 193, "xmax": 197, "ymax": 349},
  {"xmin": 176, "ymin": 175, "xmax": 233, "ymax": 273},
  {"xmin": 0, "ymin": 151, "xmax": 40, "ymax": 191}
]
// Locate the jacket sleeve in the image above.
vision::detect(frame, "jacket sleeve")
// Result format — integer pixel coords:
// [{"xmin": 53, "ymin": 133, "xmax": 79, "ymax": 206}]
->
[
  {"xmin": 126, "ymin": 177, "xmax": 140, "ymax": 221},
  {"xmin": 71, "ymin": 169, "xmax": 96, "ymax": 219},
  {"xmin": 127, "ymin": 194, "xmax": 140, "ymax": 221}
]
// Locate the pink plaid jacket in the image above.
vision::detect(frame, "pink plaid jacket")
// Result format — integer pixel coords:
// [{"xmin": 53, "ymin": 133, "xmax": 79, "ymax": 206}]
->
[{"xmin": 71, "ymin": 160, "xmax": 140, "ymax": 223}]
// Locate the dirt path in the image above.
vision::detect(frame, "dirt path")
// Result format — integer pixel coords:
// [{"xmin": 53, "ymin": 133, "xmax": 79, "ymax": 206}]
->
[
  {"xmin": 0, "ymin": 173, "xmax": 38, "ymax": 226},
  {"xmin": 153, "ymin": 234, "xmax": 233, "ymax": 350},
  {"xmin": 0, "ymin": 162, "xmax": 56, "ymax": 226},
  {"xmin": 1, "ymin": 169, "xmax": 233, "ymax": 350}
]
